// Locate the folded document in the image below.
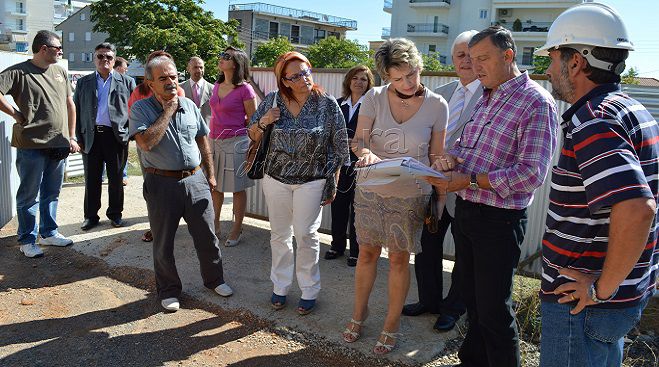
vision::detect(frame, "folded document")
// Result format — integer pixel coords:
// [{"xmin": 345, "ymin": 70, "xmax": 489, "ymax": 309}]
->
[{"xmin": 355, "ymin": 157, "xmax": 447, "ymax": 186}]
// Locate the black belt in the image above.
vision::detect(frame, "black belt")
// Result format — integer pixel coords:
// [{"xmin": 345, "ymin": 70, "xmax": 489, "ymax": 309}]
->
[{"xmin": 95, "ymin": 125, "xmax": 112, "ymax": 132}]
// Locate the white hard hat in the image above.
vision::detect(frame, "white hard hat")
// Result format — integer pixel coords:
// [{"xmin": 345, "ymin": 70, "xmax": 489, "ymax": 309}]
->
[{"xmin": 535, "ymin": 2, "xmax": 633, "ymax": 67}]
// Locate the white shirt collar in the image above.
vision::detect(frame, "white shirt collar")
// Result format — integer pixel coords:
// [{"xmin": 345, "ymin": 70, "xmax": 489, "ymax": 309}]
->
[
  {"xmin": 191, "ymin": 78, "xmax": 205, "ymax": 88},
  {"xmin": 460, "ymin": 79, "xmax": 480, "ymax": 96},
  {"xmin": 340, "ymin": 95, "xmax": 365, "ymax": 108}
]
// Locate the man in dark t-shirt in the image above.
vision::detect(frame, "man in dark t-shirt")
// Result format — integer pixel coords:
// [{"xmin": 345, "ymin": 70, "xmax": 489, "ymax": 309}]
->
[{"xmin": 0, "ymin": 30, "xmax": 80, "ymax": 258}]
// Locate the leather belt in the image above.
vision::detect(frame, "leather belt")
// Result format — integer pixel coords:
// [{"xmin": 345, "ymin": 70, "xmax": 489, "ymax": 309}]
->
[
  {"xmin": 145, "ymin": 166, "xmax": 200, "ymax": 180},
  {"xmin": 95, "ymin": 125, "xmax": 112, "ymax": 132}
]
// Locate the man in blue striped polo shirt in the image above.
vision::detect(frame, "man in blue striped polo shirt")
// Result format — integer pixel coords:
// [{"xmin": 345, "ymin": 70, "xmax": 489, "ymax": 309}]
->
[{"xmin": 536, "ymin": 3, "xmax": 659, "ymax": 367}]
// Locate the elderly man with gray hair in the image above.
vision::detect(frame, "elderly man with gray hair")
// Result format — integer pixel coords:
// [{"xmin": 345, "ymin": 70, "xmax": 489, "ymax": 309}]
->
[
  {"xmin": 129, "ymin": 56, "xmax": 233, "ymax": 312},
  {"xmin": 402, "ymin": 30, "xmax": 481, "ymax": 333}
]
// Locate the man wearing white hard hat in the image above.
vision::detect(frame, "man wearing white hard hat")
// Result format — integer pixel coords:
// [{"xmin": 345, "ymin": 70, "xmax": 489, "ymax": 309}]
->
[{"xmin": 537, "ymin": 3, "xmax": 659, "ymax": 367}]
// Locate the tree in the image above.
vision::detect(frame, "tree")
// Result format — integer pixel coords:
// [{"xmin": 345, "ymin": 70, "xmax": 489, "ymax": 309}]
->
[
  {"xmin": 306, "ymin": 36, "xmax": 370, "ymax": 68},
  {"xmin": 422, "ymin": 52, "xmax": 453, "ymax": 72},
  {"xmin": 621, "ymin": 67, "xmax": 640, "ymax": 85},
  {"xmin": 252, "ymin": 36, "xmax": 294, "ymax": 67},
  {"xmin": 90, "ymin": 0, "xmax": 242, "ymax": 80},
  {"xmin": 531, "ymin": 55, "xmax": 550, "ymax": 74}
]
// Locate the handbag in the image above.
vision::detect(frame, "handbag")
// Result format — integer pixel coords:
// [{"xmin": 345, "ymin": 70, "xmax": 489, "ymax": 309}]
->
[
  {"xmin": 243, "ymin": 92, "xmax": 277, "ymax": 179},
  {"xmin": 424, "ymin": 189, "xmax": 440, "ymax": 233}
]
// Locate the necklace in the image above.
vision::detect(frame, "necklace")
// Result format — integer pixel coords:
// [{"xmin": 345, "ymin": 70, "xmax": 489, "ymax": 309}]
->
[{"xmin": 394, "ymin": 84, "xmax": 424, "ymax": 108}]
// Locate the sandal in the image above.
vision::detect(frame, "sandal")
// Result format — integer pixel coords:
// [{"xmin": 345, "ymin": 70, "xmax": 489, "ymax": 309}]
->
[
  {"xmin": 342, "ymin": 319, "xmax": 364, "ymax": 343},
  {"xmin": 297, "ymin": 298, "xmax": 316, "ymax": 315},
  {"xmin": 271, "ymin": 293, "xmax": 286, "ymax": 310},
  {"xmin": 141, "ymin": 230, "xmax": 153, "ymax": 242},
  {"xmin": 373, "ymin": 330, "xmax": 400, "ymax": 355}
]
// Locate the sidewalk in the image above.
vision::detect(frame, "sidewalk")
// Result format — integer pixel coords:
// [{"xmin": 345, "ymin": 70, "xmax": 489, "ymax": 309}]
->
[{"xmin": 21, "ymin": 175, "xmax": 461, "ymax": 365}]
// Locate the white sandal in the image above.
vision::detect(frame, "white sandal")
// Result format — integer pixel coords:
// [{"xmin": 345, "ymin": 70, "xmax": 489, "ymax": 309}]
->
[
  {"xmin": 373, "ymin": 330, "xmax": 400, "ymax": 355},
  {"xmin": 342, "ymin": 319, "xmax": 364, "ymax": 343}
]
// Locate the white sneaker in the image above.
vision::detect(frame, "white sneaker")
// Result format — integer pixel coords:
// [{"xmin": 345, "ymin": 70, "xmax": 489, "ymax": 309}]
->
[
  {"xmin": 39, "ymin": 233, "xmax": 73, "ymax": 247},
  {"xmin": 161, "ymin": 297, "xmax": 180, "ymax": 311},
  {"xmin": 19, "ymin": 243, "xmax": 44, "ymax": 258},
  {"xmin": 214, "ymin": 283, "xmax": 233, "ymax": 297}
]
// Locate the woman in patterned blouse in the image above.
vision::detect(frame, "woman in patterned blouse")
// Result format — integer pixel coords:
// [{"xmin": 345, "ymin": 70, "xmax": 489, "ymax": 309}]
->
[{"xmin": 247, "ymin": 52, "xmax": 349, "ymax": 316}]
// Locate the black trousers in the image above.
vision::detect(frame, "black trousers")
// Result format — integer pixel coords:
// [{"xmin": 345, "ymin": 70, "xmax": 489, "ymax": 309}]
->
[
  {"xmin": 414, "ymin": 207, "xmax": 466, "ymax": 317},
  {"xmin": 453, "ymin": 197, "xmax": 527, "ymax": 367},
  {"xmin": 82, "ymin": 128, "xmax": 128, "ymax": 222},
  {"xmin": 330, "ymin": 165, "xmax": 358, "ymax": 257}
]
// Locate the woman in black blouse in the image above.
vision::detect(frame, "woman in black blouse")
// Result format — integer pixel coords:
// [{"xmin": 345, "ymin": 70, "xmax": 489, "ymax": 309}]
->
[
  {"xmin": 247, "ymin": 52, "xmax": 349, "ymax": 315},
  {"xmin": 324, "ymin": 65, "xmax": 374, "ymax": 267}
]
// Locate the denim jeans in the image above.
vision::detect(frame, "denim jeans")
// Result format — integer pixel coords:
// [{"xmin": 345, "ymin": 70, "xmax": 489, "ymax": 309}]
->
[
  {"xmin": 540, "ymin": 298, "xmax": 649, "ymax": 367},
  {"xmin": 15, "ymin": 148, "xmax": 66, "ymax": 244}
]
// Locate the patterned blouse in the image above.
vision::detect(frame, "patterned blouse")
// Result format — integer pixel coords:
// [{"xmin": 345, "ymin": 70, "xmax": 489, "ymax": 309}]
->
[{"xmin": 250, "ymin": 91, "xmax": 350, "ymax": 200}]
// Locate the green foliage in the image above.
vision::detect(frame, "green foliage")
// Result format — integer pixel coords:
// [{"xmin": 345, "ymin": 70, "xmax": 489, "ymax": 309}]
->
[
  {"xmin": 90, "ymin": 0, "xmax": 242, "ymax": 80},
  {"xmin": 306, "ymin": 37, "xmax": 370, "ymax": 68},
  {"xmin": 621, "ymin": 66, "xmax": 640, "ymax": 85},
  {"xmin": 252, "ymin": 36, "xmax": 295, "ymax": 67},
  {"xmin": 422, "ymin": 52, "xmax": 454, "ymax": 72},
  {"xmin": 532, "ymin": 55, "xmax": 550, "ymax": 75}
]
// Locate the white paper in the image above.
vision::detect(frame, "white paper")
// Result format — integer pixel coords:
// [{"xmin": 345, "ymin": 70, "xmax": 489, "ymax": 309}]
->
[{"xmin": 355, "ymin": 157, "xmax": 446, "ymax": 186}]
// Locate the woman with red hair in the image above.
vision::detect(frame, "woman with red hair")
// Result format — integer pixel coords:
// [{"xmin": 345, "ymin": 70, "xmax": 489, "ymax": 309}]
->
[{"xmin": 247, "ymin": 52, "xmax": 349, "ymax": 315}]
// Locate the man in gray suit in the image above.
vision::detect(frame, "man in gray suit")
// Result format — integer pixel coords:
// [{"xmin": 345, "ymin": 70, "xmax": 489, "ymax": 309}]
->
[
  {"xmin": 180, "ymin": 56, "xmax": 212, "ymax": 125},
  {"xmin": 403, "ymin": 30, "xmax": 483, "ymax": 332},
  {"xmin": 74, "ymin": 42, "xmax": 135, "ymax": 230}
]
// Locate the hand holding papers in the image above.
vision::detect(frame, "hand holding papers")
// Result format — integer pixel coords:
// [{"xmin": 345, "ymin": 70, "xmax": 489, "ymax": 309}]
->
[{"xmin": 356, "ymin": 157, "xmax": 447, "ymax": 186}]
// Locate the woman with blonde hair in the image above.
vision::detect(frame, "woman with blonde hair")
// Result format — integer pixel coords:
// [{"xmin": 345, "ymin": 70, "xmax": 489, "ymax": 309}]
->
[
  {"xmin": 248, "ymin": 52, "xmax": 349, "ymax": 315},
  {"xmin": 343, "ymin": 38, "xmax": 448, "ymax": 354}
]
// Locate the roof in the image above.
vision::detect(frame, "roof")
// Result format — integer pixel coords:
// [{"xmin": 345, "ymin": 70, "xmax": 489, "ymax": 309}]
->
[
  {"xmin": 636, "ymin": 77, "xmax": 659, "ymax": 87},
  {"xmin": 229, "ymin": 3, "xmax": 357, "ymax": 30}
]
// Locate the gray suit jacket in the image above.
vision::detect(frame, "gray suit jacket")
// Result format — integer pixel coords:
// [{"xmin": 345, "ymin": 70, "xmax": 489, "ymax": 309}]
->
[
  {"xmin": 434, "ymin": 79, "xmax": 483, "ymax": 216},
  {"xmin": 180, "ymin": 78, "xmax": 213, "ymax": 126},
  {"xmin": 74, "ymin": 72, "xmax": 136, "ymax": 154}
]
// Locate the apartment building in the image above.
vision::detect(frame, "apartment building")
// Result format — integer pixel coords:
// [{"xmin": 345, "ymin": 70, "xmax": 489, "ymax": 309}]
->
[
  {"xmin": 229, "ymin": 2, "xmax": 357, "ymax": 59},
  {"xmin": 384, "ymin": 0, "xmax": 584, "ymax": 68},
  {"xmin": 55, "ymin": 5, "xmax": 108, "ymax": 71},
  {"xmin": 0, "ymin": 0, "xmax": 94, "ymax": 53}
]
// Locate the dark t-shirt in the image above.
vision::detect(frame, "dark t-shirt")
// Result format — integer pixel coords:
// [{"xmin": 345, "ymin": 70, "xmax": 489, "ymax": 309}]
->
[{"xmin": 0, "ymin": 60, "xmax": 72, "ymax": 149}]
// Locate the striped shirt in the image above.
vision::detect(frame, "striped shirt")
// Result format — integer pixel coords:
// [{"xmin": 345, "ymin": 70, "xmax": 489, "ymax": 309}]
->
[
  {"xmin": 450, "ymin": 72, "xmax": 559, "ymax": 209},
  {"xmin": 541, "ymin": 83, "xmax": 659, "ymax": 308}
]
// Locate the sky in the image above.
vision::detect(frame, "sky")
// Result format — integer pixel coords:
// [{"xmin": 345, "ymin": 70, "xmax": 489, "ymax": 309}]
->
[{"xmin": 201, "ymin": 0, "xmax": 659, "ymax": 79}]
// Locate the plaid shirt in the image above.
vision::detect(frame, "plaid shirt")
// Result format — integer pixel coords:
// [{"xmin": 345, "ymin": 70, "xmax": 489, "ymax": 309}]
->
[{"xmin": 450, "ymin": 72, "xmax": 559, "ymax": 209}]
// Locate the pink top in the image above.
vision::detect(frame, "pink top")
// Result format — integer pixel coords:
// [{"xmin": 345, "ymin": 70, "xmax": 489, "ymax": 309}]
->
[{"xmin": 209, "ymin": 82, "xmax": 257, "ymax": 139}]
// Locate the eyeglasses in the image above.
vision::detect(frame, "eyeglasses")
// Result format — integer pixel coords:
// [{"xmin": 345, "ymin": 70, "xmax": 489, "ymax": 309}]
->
[
  {"xmin": 96, "ymin": 54, "xmax": 114, "ymax": 61},
  {"xmin": 219, "ymin": 52, "xmax": 233, "ymax": 60},
  {"xmin": 45, "ymin": 44, "xmax": 63, "ymax": 51},
  {"xmin": 282, "ymin": 68, "xmax": 312, "ymax": 83}
]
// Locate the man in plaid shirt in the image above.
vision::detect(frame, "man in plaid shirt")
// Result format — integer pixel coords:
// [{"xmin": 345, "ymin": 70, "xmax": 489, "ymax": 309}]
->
[{"xmin": 427, "ymin": 26, "xmax": 558, "ymax": 367}]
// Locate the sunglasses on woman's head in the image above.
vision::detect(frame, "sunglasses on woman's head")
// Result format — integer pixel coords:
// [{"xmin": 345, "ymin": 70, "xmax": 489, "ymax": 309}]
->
[{"xmin": 219, "ymin": 52, "xmax": 233, "ymax": 60}]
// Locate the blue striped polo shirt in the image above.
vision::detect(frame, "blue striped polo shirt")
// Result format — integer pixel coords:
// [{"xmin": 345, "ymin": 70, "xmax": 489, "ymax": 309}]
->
[{"xmin": 541, "ymin": 83, "xmax": 659, "ymax": 308}]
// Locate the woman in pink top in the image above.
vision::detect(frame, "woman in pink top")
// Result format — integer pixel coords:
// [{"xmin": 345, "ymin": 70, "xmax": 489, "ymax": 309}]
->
[{"xmin": 209, "ymin": 47, "xmax": 257, "ymax": 246}]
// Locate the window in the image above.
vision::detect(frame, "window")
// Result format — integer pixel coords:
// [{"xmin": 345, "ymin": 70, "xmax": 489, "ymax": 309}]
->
[
  {"xmin": 291, "ymin": 25, "xmax": 300, "ymax": 44},
  {"xmin": 269, "ymin": 21, "xmax": 279, "ymax": 39},
  {"xmin": 314, "ymin": 29, "xmax": 325, "ymax": 43},
  {"xmin": 85, "ymin": 32, "xmax": 91, "ymax": 41},
  {"xmin": 80, "ymin": 12, "xmax": 86, "ymax": 21},
  {"xmin": 69, "ymin": 53, "xmax": 75, "ymax": 62},
  {"xmin": 440, "ymin": 55, "xmax": 447, "ymax": 64},
  {"xmin": 428, "ymin": 44, "xmax": 436, "ymax": 53},
  {"xmin": 81, "ymin": 52, "xmax": 86, "ymax": 62},
  {"xmin": 521, "ymin": 47, "xmax": 534, "ymax": 65},
  {"xmin": 479, "ymin": 9, "xmax": 488, "ymax": 19},
  {"xmin": 69, "ymin": 32, "xmax": 74, "ymax": 42},
  {"xmin": 327, "ymin": 31, "xmax": 340, "ymax": 39},
  {"xmin": 16, "ymin": 19, "xmax": 24, "ymax": 31},
  {"xmin": 16, "ymin": 2, "xmax": 24, "ymax": 13},
  {"xmin": 15, "ymin": 42, "xmax": 28, "ymax": 52}
]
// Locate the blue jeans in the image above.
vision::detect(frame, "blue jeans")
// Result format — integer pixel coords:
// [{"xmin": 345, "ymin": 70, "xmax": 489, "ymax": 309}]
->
[
  {"xmin": 540, "ymin": 298, "xmax": 648, "ymax": 367},
  {"xmin": 15, "ymin": 148, "xmax": 66, "ymax": 244}
]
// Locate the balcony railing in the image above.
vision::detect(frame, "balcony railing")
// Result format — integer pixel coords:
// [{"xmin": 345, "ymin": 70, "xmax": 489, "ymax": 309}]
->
[
  {"xmin": 493, "ymin": 20, "xmax": 552, "ymax": 32},
  {"xmin": 407, "ymin": 23, "xmax": 449, "ymax": 35},
  {"xmin": 410, "ymin": 0, "xmax": 451, "ymax": 4},
  {"xmin": 229, "ymin": 3, "xmax": 357, "ymax": 29},
  {"xmin": 382, "ymin": 27, "xmax": 391, "ymax": 38}
]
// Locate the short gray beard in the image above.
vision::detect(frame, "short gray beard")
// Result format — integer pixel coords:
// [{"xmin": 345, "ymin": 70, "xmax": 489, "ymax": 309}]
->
[{"xmin": 550, "ymin": 62, "xmax": 576, "ymax": 103}]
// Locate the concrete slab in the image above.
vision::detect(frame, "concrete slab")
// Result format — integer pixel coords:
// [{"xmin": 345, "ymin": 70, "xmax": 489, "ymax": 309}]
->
[{"xmin": 51, "ymin": 175, "xmax": 460, "ymax": 364}]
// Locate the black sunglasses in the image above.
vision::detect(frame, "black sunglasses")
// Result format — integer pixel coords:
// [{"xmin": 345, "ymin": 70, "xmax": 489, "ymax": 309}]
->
[
  {"xmin": 219, "ymin": 52, "xmax": 233, "ymax": 60},
  {"xmin": 96, "ymin": 54, "xmax": 114, "ymax": 61},
  {"xmin": 45, "ymin": 44, "xmax": 63, "ymax": 51}
]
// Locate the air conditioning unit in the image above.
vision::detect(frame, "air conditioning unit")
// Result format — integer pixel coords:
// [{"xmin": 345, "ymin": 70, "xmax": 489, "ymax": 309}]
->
[{"xmin": 498, "ymin": 9, "xmax": 512, "ymax": 18}]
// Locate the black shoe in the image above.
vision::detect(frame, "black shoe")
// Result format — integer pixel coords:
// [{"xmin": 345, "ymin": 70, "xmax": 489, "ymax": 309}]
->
[
  {"xmin": 324, "ymin": 249, "xmax": 344, "ymax": 260},
  {"xmin": 433, "ymin": 314, "xmax": 457, "ymax": 332},
  {"xmin": 402, "ymin": 302, "xmax": 428, "ymax": 316},
  {"xmin": 81, "ymin": 219, "xmax": 99, "ymax": 231},
  {"xmin": 110, "ymin": 218, "xmax": 124, "ymax": 228},
  {"xmin": 346, "ymin": 256, "xmax": 358, "ymax": 267}
]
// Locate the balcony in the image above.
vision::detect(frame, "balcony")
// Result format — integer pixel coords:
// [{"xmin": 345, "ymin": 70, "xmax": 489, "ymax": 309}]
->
[
  {"xmin": 407, "ymin": 23, "xmax": 449, "ymax": 37},
  {"xmin": 409, "ymin": 0, "xmax": 451, "ymax": 8},
  {"xmin": 493, "ymin": 20, "xmax": 552, "ymax": 41},
  {"xmin": 229, "ymin": 3, "xmax": 357, "ymax": 30},
  {"xmin": 382, "ymin": 27, "xmax": 391, "ymax": 39},
  {"xmin": 384, "ymin": 0, "xmax": 392, "ymax": 13}
]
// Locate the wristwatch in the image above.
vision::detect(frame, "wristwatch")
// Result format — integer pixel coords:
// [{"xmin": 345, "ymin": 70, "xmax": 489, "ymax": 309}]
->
[
  {"xmin": 588, "ymin": 281, "xmax": 617, "ymax": 304},
  {"xmin": 468, "ymin": 173, "xmax": 479, "ymax": 190},
  {"xmin": 70, "ymin": 137, "xmax": 78, "ymax": 142}
]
